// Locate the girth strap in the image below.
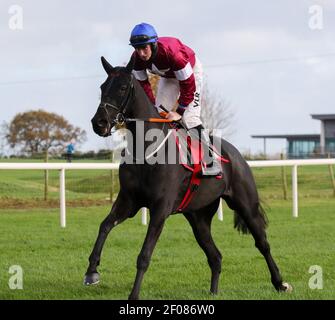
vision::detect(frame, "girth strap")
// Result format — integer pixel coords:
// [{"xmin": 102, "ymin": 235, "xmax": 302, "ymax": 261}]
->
[{"xmin": 177, "ymin": 162, "xmax": 202, "ymax": 212}]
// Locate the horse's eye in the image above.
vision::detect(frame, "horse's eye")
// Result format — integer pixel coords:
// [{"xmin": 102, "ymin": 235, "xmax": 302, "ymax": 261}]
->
[{"xmin": 119, "ymin": 86, "xmax": 127, "ymax": 96}]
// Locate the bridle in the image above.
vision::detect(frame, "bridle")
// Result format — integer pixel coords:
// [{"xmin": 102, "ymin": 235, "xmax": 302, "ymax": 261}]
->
[{"xmin": 98, "ymin": 75, "xmax": 134, "ymax": 130}]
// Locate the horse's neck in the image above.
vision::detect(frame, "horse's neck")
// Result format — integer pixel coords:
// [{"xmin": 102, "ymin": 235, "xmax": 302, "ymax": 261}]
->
[
  {"xmin": 128, "ymin": 80, "xmax": 164, "ymax": 131},
  {"xmin": 125, "ymin": 80, "xmax": 169, "ymax": 159},
  {"xmin": 131, "ymin": 80, "xmax": 159, "ymax": 118}
]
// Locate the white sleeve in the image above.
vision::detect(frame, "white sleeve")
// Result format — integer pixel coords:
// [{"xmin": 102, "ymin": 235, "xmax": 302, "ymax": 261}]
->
[{"xmin": 132, "ymin": 70, "xmax": 148, "ymax": 81}]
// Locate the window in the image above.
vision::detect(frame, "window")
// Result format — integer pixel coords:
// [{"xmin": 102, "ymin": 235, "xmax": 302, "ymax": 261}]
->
[{"xmin": 288, "ymin": 139, "xmax": 319, "ymax": 158}]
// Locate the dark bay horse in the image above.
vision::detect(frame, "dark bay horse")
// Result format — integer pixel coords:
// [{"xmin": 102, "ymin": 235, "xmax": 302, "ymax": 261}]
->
[{"xmin": 84, "ymin": 56, "xmax": 292, "ymax": 299}]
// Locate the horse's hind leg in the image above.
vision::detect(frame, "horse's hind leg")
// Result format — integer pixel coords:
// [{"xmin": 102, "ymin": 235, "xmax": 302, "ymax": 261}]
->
[
  {"xmin": 84, "ymin": 191, "xmax": 139, "ymax": 285},
  {"xmin": 184, "ymin": 199, "xmax": 222, "ymax": 294},
  {"xmin": 223, "ymin": 191, "xmax": 291, "ymax": 292}
]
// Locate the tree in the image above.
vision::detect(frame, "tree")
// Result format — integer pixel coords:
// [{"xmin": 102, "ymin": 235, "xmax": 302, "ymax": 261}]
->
[
  {"xmin": 6, "ymin": 109, "xmax": 86, "ymax": 155},
  {"xmin": 200, "ymin": 81, "xmax": 235, "ymax": 138},
  {"xmin": 149, "ymin": 74, "xmax": 159, "ymax": 96}
]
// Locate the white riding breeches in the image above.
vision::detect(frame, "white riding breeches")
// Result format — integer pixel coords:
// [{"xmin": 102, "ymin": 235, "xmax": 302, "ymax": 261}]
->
[{"xmin": 155, "ymin": 57, "xmax": 203, "ymax": 129}]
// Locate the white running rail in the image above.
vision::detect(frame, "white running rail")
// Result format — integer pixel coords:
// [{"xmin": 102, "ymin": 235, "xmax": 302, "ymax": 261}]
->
[{"xmin": 1, "ymin": 158, "xmax": 334, "ymax": 227}]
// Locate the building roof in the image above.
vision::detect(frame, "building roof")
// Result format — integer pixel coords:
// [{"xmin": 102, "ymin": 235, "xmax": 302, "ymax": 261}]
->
[
  {"xmin": 311, "ymin": 114, "xmax": 335, "ymax": 120},
  {"xmin": 251, "ymin": 134, "xmax": 320, "ymax": 140}
]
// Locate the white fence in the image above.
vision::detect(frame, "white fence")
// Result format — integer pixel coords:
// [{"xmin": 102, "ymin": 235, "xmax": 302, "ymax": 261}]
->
[{"xmin": 1, "ymin": 158, "xmax": 335, "ymax": 227}]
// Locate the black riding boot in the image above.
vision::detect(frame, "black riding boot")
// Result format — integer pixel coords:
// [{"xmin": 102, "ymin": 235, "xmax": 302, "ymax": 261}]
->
[{"xmin": 192, "ymin": 125, "xmax": 222, "ymax": 176}]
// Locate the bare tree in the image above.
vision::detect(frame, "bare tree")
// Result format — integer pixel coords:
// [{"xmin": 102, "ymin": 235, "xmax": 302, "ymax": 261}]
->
[{"xmin": 200, "ymin": 81, "xmax": 235, "ymax": 138}]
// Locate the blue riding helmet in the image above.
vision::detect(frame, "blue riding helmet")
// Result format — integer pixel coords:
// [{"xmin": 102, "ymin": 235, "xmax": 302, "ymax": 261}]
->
[{"xmin": 129, "ymin": 23, "xmax": 158, "ymax": 47}]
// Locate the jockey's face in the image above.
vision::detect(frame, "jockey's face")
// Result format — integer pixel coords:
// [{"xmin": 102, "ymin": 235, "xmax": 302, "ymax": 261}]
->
[{"xmin": 135, "ymin": 44, "xmax": 152, "ymax": 61}]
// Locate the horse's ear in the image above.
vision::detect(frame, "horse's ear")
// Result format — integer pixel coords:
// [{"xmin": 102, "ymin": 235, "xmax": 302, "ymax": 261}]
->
[
  {"xmin": 101, "ymin": 56, "xmax": 114, "ymax": 75},
  {"xmin": 125, "ymin": 56, "xmax": 135, "ymax": 74}
]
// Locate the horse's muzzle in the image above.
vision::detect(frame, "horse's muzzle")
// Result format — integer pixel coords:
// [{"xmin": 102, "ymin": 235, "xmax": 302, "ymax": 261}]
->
[{"xmin": 91, "ymin": 117, "xmax": 111, "ymax": 137}]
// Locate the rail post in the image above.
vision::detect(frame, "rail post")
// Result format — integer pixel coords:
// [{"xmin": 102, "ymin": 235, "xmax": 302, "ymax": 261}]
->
[
  {"xmin": 292, "ymin": 165, "xmax": 298, "ymax": 218},
  {"xmin": 217, "ymin": 199, "xmax": 223, "ymax": 221},
  {"xmin": 141, "ymin": 207, "xmax": 147, "ymax": 225},
  {"xmin": 59, "ymin": 168, "xmax": 66, "ymax": 227}
]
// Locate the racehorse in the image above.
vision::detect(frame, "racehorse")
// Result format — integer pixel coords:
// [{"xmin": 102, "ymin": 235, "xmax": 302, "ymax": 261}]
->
[{"xmin": 84, "ymin": 56, "xmax": 292, "ymax": 299}]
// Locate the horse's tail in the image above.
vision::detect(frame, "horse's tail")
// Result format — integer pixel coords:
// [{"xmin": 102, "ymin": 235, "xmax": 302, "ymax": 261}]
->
[{"xmin": 233, "ymin": 202, "xmax": 268, "ymax": 234}]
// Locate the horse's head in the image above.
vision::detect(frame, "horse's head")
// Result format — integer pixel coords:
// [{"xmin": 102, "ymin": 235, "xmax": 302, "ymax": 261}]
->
[{"xmin": 91, "ymin": 56, "xmax": 134, "ymax": 137}]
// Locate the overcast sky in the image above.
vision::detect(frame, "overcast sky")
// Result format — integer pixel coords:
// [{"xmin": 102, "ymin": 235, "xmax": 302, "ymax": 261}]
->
[{"xmin": 1, "ymin": 0, "xmax": 335, "ymax": 155}]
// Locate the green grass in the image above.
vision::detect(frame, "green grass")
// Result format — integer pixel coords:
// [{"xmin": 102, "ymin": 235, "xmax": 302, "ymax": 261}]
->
[
  {"xmin": 0, "ymin": 159, "xmax": 334, "ymax": 299},
  {"xmin": 0, "ymin": 158, "xmax": 119, "ymax": 202},
  {"xmin": 0, "ymin": 198, "xmax": 334, "ymax": 300},
  {"xmin": 1, "ymin": 159, "xmax": 334, "ymax": 202},
  {"xmin": 253, "ymin": 165, "xmax": 335, "ymax": 199}
]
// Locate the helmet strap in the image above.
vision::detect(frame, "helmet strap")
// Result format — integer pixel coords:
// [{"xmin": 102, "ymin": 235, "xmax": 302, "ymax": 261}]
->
[{"xmin": 150, "ymin": 42, "xmax": 158, "ymax": 59}]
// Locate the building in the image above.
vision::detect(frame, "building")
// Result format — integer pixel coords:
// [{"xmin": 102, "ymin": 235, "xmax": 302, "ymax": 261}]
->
[{"xmin": 252, "ymin": 114, "xmax": 335, "ymax": 158}]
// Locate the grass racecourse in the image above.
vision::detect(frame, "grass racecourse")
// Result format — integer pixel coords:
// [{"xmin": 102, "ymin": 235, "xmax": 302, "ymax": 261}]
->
[{"xmin": 0, "ymin": 160, "xmax": 334, "ymax": 300}]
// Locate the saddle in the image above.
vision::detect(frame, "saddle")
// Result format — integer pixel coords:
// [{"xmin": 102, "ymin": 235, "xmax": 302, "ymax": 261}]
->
[{"xmin": 170, "ymin": 126, "xmax": 230, "ymax": 212}]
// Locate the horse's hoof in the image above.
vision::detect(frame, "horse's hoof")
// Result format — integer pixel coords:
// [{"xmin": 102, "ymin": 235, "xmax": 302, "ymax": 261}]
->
[
  {"xmin": 83, "ymin": 272, "xmax": 100, "ymax": 286},
  {"xmin": 128, "ymin": 294, "xmax": 139, "ymax": 300},
  {"xmin": 280, "ymin": 282, "xmax": 293, "ymax": 293}
]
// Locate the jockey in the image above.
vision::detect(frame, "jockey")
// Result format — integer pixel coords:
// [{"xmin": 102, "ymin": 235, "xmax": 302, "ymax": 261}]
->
[{"xmin": 129, "ymin": 22, "xmax": 222, "ymax": 176}]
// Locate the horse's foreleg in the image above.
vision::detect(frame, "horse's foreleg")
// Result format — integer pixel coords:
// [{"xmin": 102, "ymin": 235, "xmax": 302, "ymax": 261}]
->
[
  {"xmin": 128, "ymin": 212, "xmax": 167, "ymax": 300},
  {"xmin": 84, "ymin": 191, "xmax": 138, "ymax": 285}
]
